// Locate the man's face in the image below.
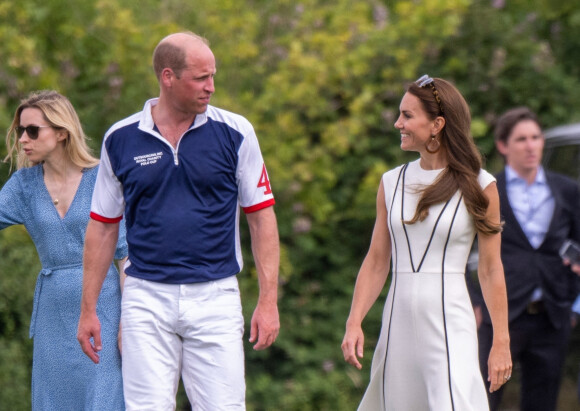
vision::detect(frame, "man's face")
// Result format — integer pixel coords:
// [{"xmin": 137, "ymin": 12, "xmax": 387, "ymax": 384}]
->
[
  {"xmin": 169, "ymin": 44, "xmax": 216, "ymax": 116},
  {"xmin": 496, "ymin": 119, "xmax": 544, "ymax": 175}
]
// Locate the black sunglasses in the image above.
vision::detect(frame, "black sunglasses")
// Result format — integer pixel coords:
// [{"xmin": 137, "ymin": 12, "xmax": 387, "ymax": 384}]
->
[{"xmin": 16, "ymin": 125, "xmax": 53, "ymax": 140}]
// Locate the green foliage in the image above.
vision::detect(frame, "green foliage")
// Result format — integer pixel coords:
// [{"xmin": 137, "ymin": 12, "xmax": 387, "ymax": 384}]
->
[
  {"xmin": 0, "ymin": 226, "xmax": 38, "ymax": 409},
  {"xmin": 433, "ymin": 0, "xmax": 580, "ymax": 169},
  {"xmin": 1, "ymin": 1, "xmax": 580, "ymax": 410}
]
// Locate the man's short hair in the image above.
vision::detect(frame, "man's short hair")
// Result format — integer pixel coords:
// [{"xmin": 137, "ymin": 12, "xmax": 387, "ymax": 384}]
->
[
  {"xmin": 152, "ymin": 32, "xmax": 210, "ymax": 80},
  {"xmin": 494, "ymin": 107, "xmax": 541, "ymax": 144}
]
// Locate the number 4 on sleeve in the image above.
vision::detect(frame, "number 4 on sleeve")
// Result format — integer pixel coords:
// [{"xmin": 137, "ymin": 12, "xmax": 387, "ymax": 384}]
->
[{"xmin": 257, "ymin": 164, "xmax": 272, "ymax": 195}]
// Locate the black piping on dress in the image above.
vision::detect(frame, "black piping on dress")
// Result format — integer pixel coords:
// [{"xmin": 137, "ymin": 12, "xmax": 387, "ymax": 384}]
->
[{"xmin": 381, "ymin": 163, "xmax": 465, "ymax": 410}]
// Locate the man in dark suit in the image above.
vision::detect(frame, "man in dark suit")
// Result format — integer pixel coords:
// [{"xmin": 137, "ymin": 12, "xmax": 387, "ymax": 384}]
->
[{"xmin": 472, "ymin": 107, "xmax": 580, "ymax": 411}]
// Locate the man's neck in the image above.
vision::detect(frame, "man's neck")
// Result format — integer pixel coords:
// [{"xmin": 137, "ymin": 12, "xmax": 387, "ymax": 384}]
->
[
  {"xmin": 151, "ymin": 100, "xmax": 196, "ymax": 148},
  {"xmin": 152, "ymin": 97, "xmax": 196, "ymax": 127},
  {"xmin": 507, "ymin": 164, "xmax": 540, "ymax": 185}
]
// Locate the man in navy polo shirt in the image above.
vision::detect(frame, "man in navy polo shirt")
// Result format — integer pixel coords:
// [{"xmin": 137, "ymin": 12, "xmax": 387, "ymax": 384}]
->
[{"xmin": 77, "ymin": 31, "xmax": 280, "ymax": 410}]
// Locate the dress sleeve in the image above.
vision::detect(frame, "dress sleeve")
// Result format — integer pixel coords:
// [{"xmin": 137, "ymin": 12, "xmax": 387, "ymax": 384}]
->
[
  {"xmin": 478, "ymin": 169, "xmax": 496, "ymax": 190},
  {"xmin": 382, "ymin": 164, "xmax": 406, "ymax": 213},
  {"xmin": 0, "ymin": 171, "xmax": 27, "ymax": 230}
]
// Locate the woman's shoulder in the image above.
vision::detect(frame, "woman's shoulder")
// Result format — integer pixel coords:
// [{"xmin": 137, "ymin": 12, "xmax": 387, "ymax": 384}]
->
[
  {"xmin": 382, "ymin": 162, "xmax": 409, "ymax": 181},
  {"xmin": 10, "ymin": 164, "xmax": 42, "ymax": 182},
  {"xmin": 477, "ymin": 168, "xmax": 496, "ymax": 189},
  {"xmin": 82, "ymin": 164, "xmax": 99, "ymax": 177},
  {"xmin": 83, "ymin": 164, "xmax": 99, "ymax": 174},
  {"xmin": 80, "ymin": 164, "xmax": 99, "ymax": 185},
  {"xmin": 0, "ymin": 165, "xmax": 42, "ymax": 198}
]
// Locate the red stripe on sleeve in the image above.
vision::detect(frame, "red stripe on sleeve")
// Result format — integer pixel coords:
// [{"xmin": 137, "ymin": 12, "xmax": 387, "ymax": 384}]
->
[
  {"xmin": 90, "ymin": 212, "xmax": 123, "ymax": 224},
  {"xmin": 243, "ymin": 199, "xmax": 276, "ymax": 214}
]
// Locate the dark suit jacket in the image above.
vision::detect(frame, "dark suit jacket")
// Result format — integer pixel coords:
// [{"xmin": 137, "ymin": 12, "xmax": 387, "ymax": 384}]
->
[{"xmin": 477, "ymin": 169, "xmax": 580, "ymax": 329}]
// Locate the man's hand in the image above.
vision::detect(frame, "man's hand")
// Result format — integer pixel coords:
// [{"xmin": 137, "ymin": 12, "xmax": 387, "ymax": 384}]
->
[
  {"xmin": 78, "ymin": 219, "xmax": 119, "ymax": 364},
  {"xmin": 117, "ymin": 322, "xmax": 123, "ymax": 354},
  {"xmin": 563, "ymin": 258, "xmax": 580, "ymax": 275},
  {"xmin": 249, "ymin": 300, "xmax": 279, "ymax": 350},
  {"xmin": 77, "ymin": 310, "xmax": 102, "ymax": 364}
]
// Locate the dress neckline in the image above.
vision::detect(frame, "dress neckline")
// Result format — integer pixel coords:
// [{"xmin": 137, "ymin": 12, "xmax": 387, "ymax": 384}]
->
[
  {"xmin": 417, "ymin": 158, "xmax": 445, "ymax": 171},
  {"xmin": 37, "ymin": 165, "xmax": 90, "ymax": 221},
  {"xmin": 410, "ymin": 159, "xmax": 445, "ymax": 178},
  {"xmin": 398, "ymin": 162, "xmax": 454, "ymax": 272}
]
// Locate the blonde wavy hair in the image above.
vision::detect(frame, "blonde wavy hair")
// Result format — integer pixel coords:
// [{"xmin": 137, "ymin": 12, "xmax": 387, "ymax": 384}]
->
[{"xmin": 5, "ymin": 90, "xmax": 99, "ymax": 170}]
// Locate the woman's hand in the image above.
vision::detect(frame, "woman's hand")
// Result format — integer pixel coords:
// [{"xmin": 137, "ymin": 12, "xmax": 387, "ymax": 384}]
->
[
  {"xmin": 487, "ymin": 339, "xmax": 512, "ymax": 393},
  {"xmin": 341, "ymin": 322, "xmax": 365, "ymax": 370}
]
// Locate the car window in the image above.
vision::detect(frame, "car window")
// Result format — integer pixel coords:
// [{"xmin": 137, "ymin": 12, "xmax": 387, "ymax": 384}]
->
[{"xmin": 543, "ymin": 144, "xmax": 580, "ymax": 184}]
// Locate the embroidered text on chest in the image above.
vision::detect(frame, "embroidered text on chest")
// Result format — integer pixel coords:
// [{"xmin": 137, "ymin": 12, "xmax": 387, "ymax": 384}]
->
[{"xmin": 133, "ymin": 152, "xmax": 163, "ymax": 166}]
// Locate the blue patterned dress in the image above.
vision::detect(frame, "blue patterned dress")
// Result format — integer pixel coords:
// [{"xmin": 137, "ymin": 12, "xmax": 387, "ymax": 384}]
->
[{"xmin": 0, "ymin": 165, "xmax": 127, "ymax": 411}]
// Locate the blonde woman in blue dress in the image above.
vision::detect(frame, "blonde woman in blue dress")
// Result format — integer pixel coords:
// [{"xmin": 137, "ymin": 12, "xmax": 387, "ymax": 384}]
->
[
  {"xmin": 342, "ymin": 76, "xmax": 512, "ymax": 410},
  {"xmin": 0, "ymin": 90, "xmax": 127, "ymax": 410}
]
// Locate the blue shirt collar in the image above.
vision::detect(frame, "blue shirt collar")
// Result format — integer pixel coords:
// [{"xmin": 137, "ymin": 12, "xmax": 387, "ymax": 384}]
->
[{"xmin": 505, "ymin": 165, "xmax": 547, "ymax": 185}]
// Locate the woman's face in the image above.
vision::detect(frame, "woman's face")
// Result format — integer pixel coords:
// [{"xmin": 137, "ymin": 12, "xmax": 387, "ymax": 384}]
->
[
  {"xmin": 394, "ymin": 92, "xmax": 437, "ymax": 153},
  {"xmin": 18, "ymin": 107, "xmax": 65, "ymax": 163}
]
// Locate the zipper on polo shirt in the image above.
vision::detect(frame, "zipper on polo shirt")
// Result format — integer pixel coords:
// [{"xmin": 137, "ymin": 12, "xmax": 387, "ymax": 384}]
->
[
  {"xmin": 173, "ymin": 136, "xmax": 185, "ymax": 166},
  {"xmin": 163, "ymin": 113, "xmax": 205, "ymax": 167},
  {"xmin": 172, "ymin": 127, "xmax": 191, "ymax": 166},
  {"xmin": 148, "ymin": 130, "xmax": 180, "ymax": 166}
]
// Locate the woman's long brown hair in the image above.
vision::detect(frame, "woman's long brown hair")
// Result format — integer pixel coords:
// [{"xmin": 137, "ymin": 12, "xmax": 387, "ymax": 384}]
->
[{"xmin": 404, "ymin": 78, "xmax": 502, "ymax": 235}]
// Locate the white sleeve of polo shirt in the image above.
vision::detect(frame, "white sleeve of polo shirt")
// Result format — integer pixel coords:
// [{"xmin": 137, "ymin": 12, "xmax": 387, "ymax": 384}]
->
[
  {"xmin": 236, "ymin": 127, "xmax": 275, "ymax": 213},
  {"xmin": 91, "ymin": 138, "xmax": 125, "ymax": 222}
]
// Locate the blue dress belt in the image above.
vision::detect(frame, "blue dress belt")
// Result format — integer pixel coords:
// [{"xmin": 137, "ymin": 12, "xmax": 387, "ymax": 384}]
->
[{"xmin": 30, "ymin": 263, "xmax": 83, "ymax": 338}]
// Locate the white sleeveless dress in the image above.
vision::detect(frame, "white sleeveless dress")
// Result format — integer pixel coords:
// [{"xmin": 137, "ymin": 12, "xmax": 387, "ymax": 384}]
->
[{"xmin": 359, "ymin": 159, "xmax": 493, "ymax": 411}]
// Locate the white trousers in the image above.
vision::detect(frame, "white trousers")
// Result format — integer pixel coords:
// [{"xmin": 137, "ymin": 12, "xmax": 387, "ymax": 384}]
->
[{"xmin": 121, "ymin": 275, "xmax": 246, "ymax": 411}]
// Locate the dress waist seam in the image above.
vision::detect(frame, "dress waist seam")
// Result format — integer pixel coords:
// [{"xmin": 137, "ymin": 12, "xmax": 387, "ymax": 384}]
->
[
  {"xmin": 30, "ymin": 262, "xmax": 84, "ymax": 339},
  {"xmin": 40, "ymin": 262, "xmax": 83, "ymax": 272},
  {"xmin": 394, "ymin": 271, "xmax": 466, "ymax": 275}
]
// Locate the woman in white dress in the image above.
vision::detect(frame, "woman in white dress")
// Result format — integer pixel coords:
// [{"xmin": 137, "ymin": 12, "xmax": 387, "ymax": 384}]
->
[{"xmin": 342, "ymin": 75, "xmax": 512, "ymax": 410}]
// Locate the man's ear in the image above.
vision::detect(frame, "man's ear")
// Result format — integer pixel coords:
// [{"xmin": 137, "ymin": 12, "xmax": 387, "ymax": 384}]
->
[
  {"xmin": 161, "ymin": 68, "xmax": 174, "ymax": 87},
  {"xmin": 496, "ymin": 140, "xmax": 508, "ymax": 156}
]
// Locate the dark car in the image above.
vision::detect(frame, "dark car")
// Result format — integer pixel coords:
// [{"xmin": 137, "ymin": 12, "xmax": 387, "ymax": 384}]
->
[{"xmin": 542, "ymin": 122, "xmax": 580, "ymax": 184}]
